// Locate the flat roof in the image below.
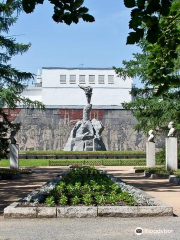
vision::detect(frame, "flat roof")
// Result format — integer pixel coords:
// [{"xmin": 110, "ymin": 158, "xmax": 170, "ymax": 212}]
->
[{"xmin": 42, "ymin": 67, "xmax": 114, "ymax": 70}]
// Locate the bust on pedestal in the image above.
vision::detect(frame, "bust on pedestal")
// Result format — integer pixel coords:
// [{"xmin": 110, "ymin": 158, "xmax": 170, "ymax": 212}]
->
[
  {"xmin": 146, "ymin": 130, "xmax": 155, "ymax": 167},
  {"xmin": 10, "ymin": 131, "xmax": 19, "ymax": 170},
  {"xmin": 166, "ymin": 122, "xmax": 178, "ymax": 171}
]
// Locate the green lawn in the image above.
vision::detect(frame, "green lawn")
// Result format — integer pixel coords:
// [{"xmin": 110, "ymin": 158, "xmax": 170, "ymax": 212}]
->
[{"xmin": 0, "ymin": 158, "xmax": 146, "ymax": 167}]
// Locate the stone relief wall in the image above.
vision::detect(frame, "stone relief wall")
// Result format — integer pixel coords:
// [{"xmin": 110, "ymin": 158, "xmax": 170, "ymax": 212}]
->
[{"xmin": 7, "ymin": 108, "xmax": 165, "ymax": 151}]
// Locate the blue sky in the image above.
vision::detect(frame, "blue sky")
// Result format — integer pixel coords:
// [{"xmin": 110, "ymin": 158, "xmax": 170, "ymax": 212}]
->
[{"xmin": 9, "ymin": 0, "xmax": 141, "ymax": 86}]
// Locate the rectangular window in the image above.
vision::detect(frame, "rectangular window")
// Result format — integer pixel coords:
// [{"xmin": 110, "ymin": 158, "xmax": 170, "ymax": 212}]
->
[
  {"xmin": 60, "ymin": 75, "xmax": 66, "ymax": 84},
  {"xmin": 98, "ymin": 75, "xmax": 105, "ymax": 84},
  {"xmin": 108, "ymin": 75, "xmax": 114, "ymax": 84},
  {"xmin": 69, "ymin": 75, "xmax": 76, "ymax": 84},
  {"xmin": 89, "ymin": 75, "xmax": 95, "ymax": 84},
  {"xmin": 79, "ymin": 75, "xmax": 85, "ymax": 84}
]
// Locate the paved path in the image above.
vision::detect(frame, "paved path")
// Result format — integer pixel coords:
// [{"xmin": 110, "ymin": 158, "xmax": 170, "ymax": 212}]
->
[
  {"xmin": 0, "ymin": 166, "xmax": 180, "ymax": 239},
  {"xmin": 0, "ymin": 216, "xmax": 179, "ymax": 240},
  {"xmin": 99, "ymin": 166, "xmax": 180, "ymax": 216},
  {"xmin": 0, "ymin": 166, "xmax": 68, "ymax": 215}
]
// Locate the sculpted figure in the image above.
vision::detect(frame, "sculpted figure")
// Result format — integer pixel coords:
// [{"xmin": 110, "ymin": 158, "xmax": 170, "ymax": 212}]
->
[
  {"xmin": 10, "ymin": 131, "xmax": 17, "ymax": 144},
  {"xmin": 168, "ymin": 121, "xmax": 176, "ymax": 137},
  {"xmin": 64, "ymin": 86, "xmax": 106, "ymax": 151},
  {"xmin": 83, "ymin": 104, "xmax": 92, "ymax": 121},
  {"xmin": 78, "ymin": 85, "xmax": 93, "ymax": 104},
  {"xmin": 148, "ymin": 129, "xmax": 155, "ymax": 143}
]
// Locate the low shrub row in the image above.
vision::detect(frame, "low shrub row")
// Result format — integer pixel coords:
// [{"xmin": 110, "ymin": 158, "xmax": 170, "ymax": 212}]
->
[
  {"xmin": 134, "ymin": 166, "xmax": 180, "ymax": 175},
  {"xmin": 20, "ymin": 150, "xmax": 145, "ymax": 155}
]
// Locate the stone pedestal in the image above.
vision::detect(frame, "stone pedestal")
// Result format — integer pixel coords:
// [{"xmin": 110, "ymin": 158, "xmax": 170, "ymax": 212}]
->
[
  {"xmin": 166, "ymin": 138, "xmax": 178, "ymax": 171},
  {"xmin": 146, "ymin": 142, "xmax": 155, "ymax": 167},
  {"xmin": 10, "ymin": 144, "xmax": 19, "ymax": 170}
]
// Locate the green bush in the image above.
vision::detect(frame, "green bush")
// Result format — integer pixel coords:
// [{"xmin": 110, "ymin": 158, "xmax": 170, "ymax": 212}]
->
[
  {"xmin": 134, "ymin": 166, "xmax": 180, "ymax": 175},
  {"xmin": 45, "ymin": 167, "xmax": 135, "ymax": 206},
  {"xmin": 156, "ymin": 147, "xmax": 180, "ymax": 167}
]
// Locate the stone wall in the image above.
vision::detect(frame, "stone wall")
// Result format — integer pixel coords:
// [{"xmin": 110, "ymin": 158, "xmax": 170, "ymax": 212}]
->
[{"xmin": 7, "ymin": 108, "xmax": 164, "ymax": 151}]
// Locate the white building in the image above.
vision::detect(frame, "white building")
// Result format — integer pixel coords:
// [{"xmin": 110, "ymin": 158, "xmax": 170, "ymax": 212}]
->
[{"xmin": 22, "ymin": 68, "xmax": 133, "ymax": 108}]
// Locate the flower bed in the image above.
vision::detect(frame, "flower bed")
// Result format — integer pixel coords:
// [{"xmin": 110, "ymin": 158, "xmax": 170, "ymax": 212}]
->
[
  {"xmin": 4, "ymin": 167, "xmax": 173, "ymax": 218},
  {"xmin": 45, "ymin": 167, "xmax": 134, "ymax": 207}
]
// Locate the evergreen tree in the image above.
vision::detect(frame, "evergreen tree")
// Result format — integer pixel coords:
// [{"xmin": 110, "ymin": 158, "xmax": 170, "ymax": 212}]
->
[{"xmin": 0, "ymin": 1, "xmax": 44, "ymax": 159}]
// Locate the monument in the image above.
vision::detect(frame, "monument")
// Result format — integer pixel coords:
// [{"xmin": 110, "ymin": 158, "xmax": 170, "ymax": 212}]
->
[
  {"xmin": 64, "ymin": 86, "xmax": 106, "ymax": 151},
  {"xmin": 146, "ymin": 130, "xmax": 155, "ymax": 167},
  {"xmin": 166, "ymin": 121, "xmax": 178, "ymax": 171},
  {"xmin": 10, "ymin": 131, "xmax": 19, "ymax": 170}
]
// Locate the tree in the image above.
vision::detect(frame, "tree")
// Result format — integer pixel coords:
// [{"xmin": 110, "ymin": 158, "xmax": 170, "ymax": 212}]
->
[
  {"xmin": 115, "ymin": 1, "xmax": 180, "ymax": 135},
  {"xmin": 0, "ymin": 1, "xmax": 44, "ymax": 159},
  {"xmin": 18, "ymin": 0, "xmax": 95, "ymax": 25}
]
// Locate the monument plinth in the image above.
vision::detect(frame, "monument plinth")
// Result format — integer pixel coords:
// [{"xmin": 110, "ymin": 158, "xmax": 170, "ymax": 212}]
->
[
  {"xmin": 10, "ymin": 144, "xmax": 19, "ymax": 170},
  {"xmin": 10, "ymin": 131, "xmax": 19, "ymax": 170}
]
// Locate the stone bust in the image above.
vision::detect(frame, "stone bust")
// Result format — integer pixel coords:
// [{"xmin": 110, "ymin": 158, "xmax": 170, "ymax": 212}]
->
[
  {"xmin": 10, "ymin": 131, "xmax": 17, "ymax": 144},
  {"xmin": 168, "ymin": 121, "xmax": 176, "ymax": 137},
  {"xmin": 148, "ymin": 129, "xmax": 155, "ymax": 143}
]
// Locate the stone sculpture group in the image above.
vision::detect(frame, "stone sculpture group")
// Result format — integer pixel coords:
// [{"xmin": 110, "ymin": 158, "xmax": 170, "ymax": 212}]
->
[{"xmin": 64, "ymin": 85, "xmax": 106, "ymax": 151}]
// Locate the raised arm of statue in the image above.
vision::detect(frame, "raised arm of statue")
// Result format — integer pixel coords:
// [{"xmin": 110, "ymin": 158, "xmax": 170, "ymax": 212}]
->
[{"xmin": 78, "ymin": 85, "xmax": 93, "ymax": 104}]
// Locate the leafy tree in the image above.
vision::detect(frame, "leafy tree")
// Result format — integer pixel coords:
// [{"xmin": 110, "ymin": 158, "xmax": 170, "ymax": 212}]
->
[
  {"xmin": 14, "ymin": 0, "xmax": 95, "ymax": 25},
  {"xmin": 115, "ymin": 0, "xmax": 180, "ymax": 134},
  {"xmin": 0, "ymin": 1, "xmax": 44, "ymax": 159}
]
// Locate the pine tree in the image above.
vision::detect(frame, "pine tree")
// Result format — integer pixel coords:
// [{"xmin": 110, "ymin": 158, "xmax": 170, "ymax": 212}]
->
[{"xmin": 0, "ymin": 1, "xmax": 44, "ymax": 159}]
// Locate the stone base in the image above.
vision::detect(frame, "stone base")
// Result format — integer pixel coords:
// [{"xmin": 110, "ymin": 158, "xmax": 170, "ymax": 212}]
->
[
  {"xmin": 146, "ymin": 142, "xmax": 155, "ymax": 167},
  {"xmin": 10, "ymin": 144, "xmax": 19, "ymax": 170},
  {"xmin": 166, "ymin": 138, "xmax": 178, "ymax": 171}
]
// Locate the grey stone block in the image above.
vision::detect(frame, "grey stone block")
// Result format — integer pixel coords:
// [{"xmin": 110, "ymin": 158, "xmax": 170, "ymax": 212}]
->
[
  {"xmin": 169, "ymin": 175, "xmax": 178, "ymax": 183},
  {"xmin": 57, "ymin": 206, "xmax": 97, "ymax": 218},
  {"xmin": 137, "ymin": 206, "xmax": 173, "ymax": 217},
  {"xmin": 131, "ymin": 169, "xmax": 145, "ymax": 173},
  {"xmin": 97, "ymin": 206, "xmax": 173, "ymax": 217},
  {"xmin": 173, "ymin": 178, "xmax": 180, "ymax": 185},
  {"xmin": 144, "ymin": 171, "xmax": 151, "ymax": 178},
  {"xmin": 37, "ymin": 207, "xmax": 57, "ymax": 218},
  {"xmin": 98, "ymin": 206, "xmax": 138, "ymax": 217},
  {"xmin": 4, "ymin": 206, "xmax": 37, "ymax": 219}
]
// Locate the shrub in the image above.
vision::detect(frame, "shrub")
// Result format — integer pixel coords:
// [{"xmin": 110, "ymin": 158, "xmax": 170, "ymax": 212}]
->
[{"xmin": 45, "ymin": 166, "xmax": 135, "ymax": 206}]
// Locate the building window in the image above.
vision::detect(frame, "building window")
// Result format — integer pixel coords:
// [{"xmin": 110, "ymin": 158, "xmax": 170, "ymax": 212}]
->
[
  {"xmin": 60, "ymin": 75, "xmax": 66, "ymax": 84},
  {"xmin": 98, "ymin": 75, "xmax": 105, "ymax": 84},
  {"xmin": 69, "ymin": 75, "xmax": 76, "ymax": 84},
  {"xmin": 108, "ymin": 75, "xmax": 114, "ymax": 84},
  {"xmin": 79, "ymin": 75, "xmax": 85, "ymax": 84},
  {"xmin": 89, "ymin": 75, "xmax": 95, "ymax": 84}
]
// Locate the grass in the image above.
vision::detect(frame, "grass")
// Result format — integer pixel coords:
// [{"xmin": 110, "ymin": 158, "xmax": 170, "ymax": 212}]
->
[
  {"xmin": 20, "ymin": 150, "xmax": 145, "ymax": 155},
  {"xmin": 0, "ymin": 158, "xmax": 146, "ymax": 167}
]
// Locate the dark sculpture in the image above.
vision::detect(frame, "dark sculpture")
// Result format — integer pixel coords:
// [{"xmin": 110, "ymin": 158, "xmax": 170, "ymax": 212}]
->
[{"xmin": 10, "ymin": 131, "xmax": 17, "ymax": 144}]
